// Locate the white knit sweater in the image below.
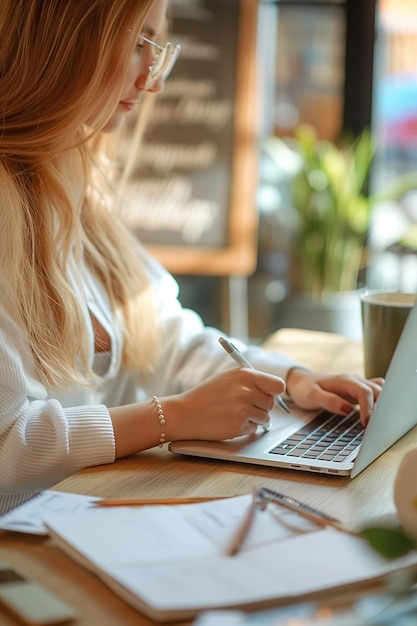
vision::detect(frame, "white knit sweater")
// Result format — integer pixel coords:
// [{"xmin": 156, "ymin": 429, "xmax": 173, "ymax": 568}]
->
[{"xmin": 0, "ymin": 247, "xmax": 298, "ymax": 513}]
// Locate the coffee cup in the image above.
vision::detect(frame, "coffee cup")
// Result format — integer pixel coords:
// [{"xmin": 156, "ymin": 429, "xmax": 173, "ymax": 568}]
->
[{"xmin": 361, "ymin": 290, "xmax": 416, "ymax": 379}]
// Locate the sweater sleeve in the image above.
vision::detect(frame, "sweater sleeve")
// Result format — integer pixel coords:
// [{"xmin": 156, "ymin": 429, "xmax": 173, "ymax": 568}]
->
[{"xmin": 0, "ymin": 309, "xmax": 115, "ymax": 513}]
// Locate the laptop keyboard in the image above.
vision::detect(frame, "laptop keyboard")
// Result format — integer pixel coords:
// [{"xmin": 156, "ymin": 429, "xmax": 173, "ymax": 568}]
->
[{"xmin": 269, "ymin": 410, "xmax": 364, "ymax": 463}]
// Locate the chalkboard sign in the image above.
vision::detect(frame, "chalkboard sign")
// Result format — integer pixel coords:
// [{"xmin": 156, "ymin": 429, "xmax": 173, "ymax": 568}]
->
[{"xmin": 119, "ymin": 0, "xmax": 259, "ymax": 276}]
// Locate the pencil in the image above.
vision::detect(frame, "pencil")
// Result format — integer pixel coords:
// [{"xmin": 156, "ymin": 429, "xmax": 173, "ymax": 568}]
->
[
  {"xmin": 93, "ymin": 496, "xmax": 231, "ymax": 507},
  {"xmin": 224, "ymin": 492, "xmax": 259, "ymax": 557}
]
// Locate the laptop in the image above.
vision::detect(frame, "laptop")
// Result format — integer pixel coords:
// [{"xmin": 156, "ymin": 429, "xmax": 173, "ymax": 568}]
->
[{"xmin": 169, "ymin": 300, "xmax": 417, "ymax": 478}]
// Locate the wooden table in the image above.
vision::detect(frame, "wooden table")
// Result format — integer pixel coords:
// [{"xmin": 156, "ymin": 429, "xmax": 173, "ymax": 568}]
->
[{"xmin": 1, "ymin": 329, "xmax": 416, "ymax": 626}]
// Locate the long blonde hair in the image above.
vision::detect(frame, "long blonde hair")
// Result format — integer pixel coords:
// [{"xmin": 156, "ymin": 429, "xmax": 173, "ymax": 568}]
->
[{"xmin": 0, "ymin": 0, "xmax": 162, "ymax": 388}]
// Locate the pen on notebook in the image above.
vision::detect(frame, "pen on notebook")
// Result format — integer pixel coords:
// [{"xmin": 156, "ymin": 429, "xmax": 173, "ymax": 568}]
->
[
  {"xmin": 93, "ymin": 496, "xmax": 231, "ymax": 507},
  {"xmin": 218, "ymin": 337, "xmax": 291, "ymax": 422}
]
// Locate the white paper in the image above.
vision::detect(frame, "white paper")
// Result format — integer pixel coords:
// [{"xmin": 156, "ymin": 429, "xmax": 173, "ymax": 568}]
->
[
  {"xmin": 43, "ymin": 494, "xmax": 417, "ymax": 621},
  {"xmin": 0, "ymin": 490, "xmax": 100, "ymax": 535},
  {"xmin": 45, "ymin": 505, "xmax": 217, "ymax": 568}
]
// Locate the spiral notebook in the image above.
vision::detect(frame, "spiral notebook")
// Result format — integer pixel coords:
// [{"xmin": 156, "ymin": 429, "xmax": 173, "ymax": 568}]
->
[{"xmin": 170, "ymin": 301, "xmax": 417, "ymax": 478}]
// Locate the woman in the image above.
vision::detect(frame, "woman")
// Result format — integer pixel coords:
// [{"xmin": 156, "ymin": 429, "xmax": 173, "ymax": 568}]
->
[{"xmin": 0, "ymin": 0, "xmax": 383, "ymax": 513}]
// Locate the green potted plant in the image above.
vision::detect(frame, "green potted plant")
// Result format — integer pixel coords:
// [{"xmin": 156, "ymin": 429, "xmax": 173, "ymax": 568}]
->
[
  {"xmin": 261, "ymin": 125, "xmax": 417, "ymax": 337},
  {"xmin": 289, "ymin": 124, "xmax": 374, "ymax": 296}
]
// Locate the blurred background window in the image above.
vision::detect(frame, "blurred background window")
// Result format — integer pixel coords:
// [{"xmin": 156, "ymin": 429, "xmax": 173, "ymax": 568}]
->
[
  {"xmin": 145, "ymin": 0, "xmax": 417, "ymax": 342},
  {"xmin": 375, "ymin": 0, "xmax": 417, "ymax": 179},
  {"xmin": 369, "ymin": 0, "xmax": 417, "ymax": 292},
  {"xmin": 271, "ymin": 1, "xmax": 346, "ymax": 142}
]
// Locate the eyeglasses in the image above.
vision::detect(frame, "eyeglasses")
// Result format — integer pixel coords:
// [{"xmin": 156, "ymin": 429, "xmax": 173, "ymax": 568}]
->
[{"xmin": 138, "ymin": 35, "xmax": 181, "ymax": 90}]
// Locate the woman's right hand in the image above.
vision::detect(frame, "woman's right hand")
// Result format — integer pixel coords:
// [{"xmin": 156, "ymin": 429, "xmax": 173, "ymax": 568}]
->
[{"xmin": 164, "ymin": 367, "xmax": 286, "ymax": 442}]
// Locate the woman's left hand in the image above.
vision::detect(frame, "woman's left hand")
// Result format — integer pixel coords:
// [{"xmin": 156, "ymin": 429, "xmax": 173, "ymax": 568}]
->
[{"xmin": 285, "ymin": 368, "xmax": 385, "ymax": 426}]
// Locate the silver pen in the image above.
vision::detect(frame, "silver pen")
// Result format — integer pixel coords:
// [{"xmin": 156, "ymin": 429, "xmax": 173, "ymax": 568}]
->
[
  {"xmin": 258, "ymin": 487, "xmax": 355, "ymax": 535},
  {"xmin": 218, "ymin": 337, "xmax": 290, "ymax": 431},
  {"xmin": 225, "ymin": 486, "xmax": 354, "ymax": 558}
]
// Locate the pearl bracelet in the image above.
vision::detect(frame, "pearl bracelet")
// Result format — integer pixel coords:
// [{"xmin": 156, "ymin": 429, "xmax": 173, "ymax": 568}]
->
[{"xmin": 152, "ymin": 395, "xmax": 166, "ymax": 447}]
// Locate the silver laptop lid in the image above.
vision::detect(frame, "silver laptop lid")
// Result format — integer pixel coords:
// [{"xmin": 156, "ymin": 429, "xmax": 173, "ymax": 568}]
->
[{"xmin": 351, "ymin": 298, "xmax": 417, "ymax": 477}]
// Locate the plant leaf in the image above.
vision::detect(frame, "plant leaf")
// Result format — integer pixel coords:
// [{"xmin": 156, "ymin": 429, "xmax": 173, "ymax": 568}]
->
[{"xmin": 361, "ymin": 526, "xmax": 416, "ymax": 559}]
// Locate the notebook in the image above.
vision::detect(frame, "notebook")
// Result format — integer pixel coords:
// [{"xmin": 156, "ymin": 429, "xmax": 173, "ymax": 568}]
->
[
  {"xmin": 169, "ymin": 301, "xmax": 417, "ymax": 478},
  {"xmin": 44, "ymin": 493, "xmax": 417, "ymax": 622}
]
